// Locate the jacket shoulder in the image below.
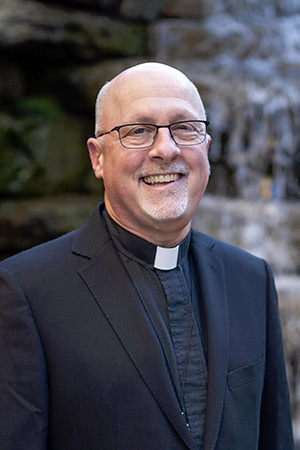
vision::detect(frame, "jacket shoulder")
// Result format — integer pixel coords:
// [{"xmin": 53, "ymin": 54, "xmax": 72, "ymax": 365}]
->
[
  {"xmin": 0, "ymin": 230, "xmax": 76, "ymax": 272},
  {"xmin": 0, "ymin": 203, "xmax": 107, "ymax": 275},
  {"xmin": 191, "ymin": 228, "xmax": 266, "ymax": 270}
]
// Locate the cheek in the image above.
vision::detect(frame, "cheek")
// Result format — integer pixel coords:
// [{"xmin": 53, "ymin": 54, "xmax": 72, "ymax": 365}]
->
[
  {"xmin": 102, "ymin": 155, "xmax": 139, "ymax": 194},
  {"xmin": 114, "ymin": 152, "xmax": 146, "ymax": 180},
  {"xmin": 189, "ymin": 154, "xmax": 210, "ymax": 192},
  {"xmin": 191, "ymin": 151, "xmax": 209, "ymax": 175}
]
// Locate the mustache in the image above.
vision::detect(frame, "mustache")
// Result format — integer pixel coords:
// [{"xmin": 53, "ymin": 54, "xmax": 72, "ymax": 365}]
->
[{"xmin": 139, "ymin": 162, "xmax": 190, "ymax": 178}]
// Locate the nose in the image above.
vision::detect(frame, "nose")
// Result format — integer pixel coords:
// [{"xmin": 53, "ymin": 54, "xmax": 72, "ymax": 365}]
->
[{"xmin": 148, "ymin": 127, "xmax": 181, "ymax": 161}]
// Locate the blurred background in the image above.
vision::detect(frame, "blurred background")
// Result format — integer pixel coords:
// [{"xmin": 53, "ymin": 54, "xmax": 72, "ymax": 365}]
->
[{"xmin": 0, "ymin": 0, "xmax": 299, "ymax": 443}]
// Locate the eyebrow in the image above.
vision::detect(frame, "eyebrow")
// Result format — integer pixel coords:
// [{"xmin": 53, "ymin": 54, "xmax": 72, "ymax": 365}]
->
[{"xmin": 125, "ymin": 113, "xmax": 199, "ymax": 124}]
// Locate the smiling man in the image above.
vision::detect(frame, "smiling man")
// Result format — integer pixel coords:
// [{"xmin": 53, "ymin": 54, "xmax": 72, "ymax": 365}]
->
[
  {"xmin": 87, "ymin": 63, "xmax": 211, "ymax": 247},
  {"xmin": 0, "ymin": 62, "xmax": 294, "ymax": 449}
]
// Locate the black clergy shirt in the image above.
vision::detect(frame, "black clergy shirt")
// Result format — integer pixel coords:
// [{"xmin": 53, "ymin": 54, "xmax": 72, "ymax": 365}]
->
[{"xmin": 103, "ymin": 210, "xmax": 207, "ymax": 448}]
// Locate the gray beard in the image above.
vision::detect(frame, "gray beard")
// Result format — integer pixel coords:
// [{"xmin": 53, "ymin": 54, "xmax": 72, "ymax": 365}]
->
[{"xmin": 138, "ymin": 183, "xmax": 189, "ymax": 220}]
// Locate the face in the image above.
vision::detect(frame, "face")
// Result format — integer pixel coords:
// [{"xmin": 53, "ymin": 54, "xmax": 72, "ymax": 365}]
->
[{"xmin": 87, "ymin": 63, "xmax": 211, "ymax": 245}]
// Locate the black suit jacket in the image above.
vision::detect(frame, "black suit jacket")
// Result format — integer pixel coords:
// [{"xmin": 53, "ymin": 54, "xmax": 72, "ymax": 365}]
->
[{"xmin": 0, "ymin": 203, "xmax": 293, "ymax": 449}]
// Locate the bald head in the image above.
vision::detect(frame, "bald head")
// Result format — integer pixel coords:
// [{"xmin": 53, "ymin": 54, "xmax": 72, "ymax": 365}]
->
[{"xmin": 95, "ymin": 62, "xmax": 206, "ymax": 136}]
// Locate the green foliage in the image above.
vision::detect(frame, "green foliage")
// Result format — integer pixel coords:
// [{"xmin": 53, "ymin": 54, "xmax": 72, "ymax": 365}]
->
[
  {"xmin": 0, "ymin": 104, "xmax": 100, "ymax": 197},
  {"xmin": 15, "ymin": 97, "xmax": 65, "ymax": 121}
]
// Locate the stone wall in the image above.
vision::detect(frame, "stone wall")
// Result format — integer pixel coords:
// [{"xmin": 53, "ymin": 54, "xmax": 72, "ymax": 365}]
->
[{"xmin": 1, "ymin": 0, "xmax": 300, "ymax": 443}]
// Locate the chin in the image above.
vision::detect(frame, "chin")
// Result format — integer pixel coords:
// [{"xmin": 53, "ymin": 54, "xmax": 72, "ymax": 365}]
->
[
  {"xmin": 143, "ymin": 202, "xmax": 188, "ymax": 221},
  {"xmin": 138, "ymin": 189, "xmax": 191, "ymax": 222}
]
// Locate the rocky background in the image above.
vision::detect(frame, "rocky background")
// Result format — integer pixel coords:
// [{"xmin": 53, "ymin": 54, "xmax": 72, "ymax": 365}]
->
[{"xmin": 0, "ymin": 0, "xmax": 300, "ymax": 442}]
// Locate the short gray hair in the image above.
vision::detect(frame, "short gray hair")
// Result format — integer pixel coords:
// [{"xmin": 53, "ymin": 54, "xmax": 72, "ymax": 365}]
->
[{"xmin": 95, "ymin": 81, "xmax": 111, "ymax": 137}]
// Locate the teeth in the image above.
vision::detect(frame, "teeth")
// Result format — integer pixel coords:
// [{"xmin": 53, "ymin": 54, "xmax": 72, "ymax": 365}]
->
[{"xmin": 143, "ymin": 173, "xmax": 180, "ymax": 185}]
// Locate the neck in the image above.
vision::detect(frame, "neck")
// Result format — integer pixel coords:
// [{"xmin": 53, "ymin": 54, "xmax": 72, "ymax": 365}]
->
[{"xmin": 105, "ymin": 207, "xmax": 191, "ymax": 247}]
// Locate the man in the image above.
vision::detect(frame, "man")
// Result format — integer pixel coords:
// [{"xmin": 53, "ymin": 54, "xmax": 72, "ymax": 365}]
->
[{"xmin": 0, "ymin": 62, "xmax": 293, "ymax": 449}]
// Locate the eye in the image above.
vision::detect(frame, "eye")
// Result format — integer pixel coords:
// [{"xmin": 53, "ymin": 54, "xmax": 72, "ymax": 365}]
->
[
  {"xmin": 127, "ymin": 125, "xmax": 153, "ymax": 136},
  {"xmin": 172, "ymin": 122, "xmax": 195, "ymax": 132},
  {"xmin": 133, "ymin": 127, "xmax": 147, "ymax": 135}
]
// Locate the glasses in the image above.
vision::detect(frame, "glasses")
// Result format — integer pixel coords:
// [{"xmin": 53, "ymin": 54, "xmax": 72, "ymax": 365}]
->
[{"xmin": 96, "ymin": 120, "xmax": 209, "ymax": 149}]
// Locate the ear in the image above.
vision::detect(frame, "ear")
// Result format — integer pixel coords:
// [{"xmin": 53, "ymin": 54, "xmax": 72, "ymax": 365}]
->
[
  {"xmin": 87, "ymin": 138, "xmax": 104, "ymax": 179},
  {"xmin": 205, "ymin": 133, "xmax": 212, "ymax": 154}
]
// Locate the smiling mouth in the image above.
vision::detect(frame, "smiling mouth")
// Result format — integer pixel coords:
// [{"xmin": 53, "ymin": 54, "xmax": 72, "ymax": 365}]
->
[{"xmin": 142, "ymin": 173, "xmax": 181, "ymax": 186}]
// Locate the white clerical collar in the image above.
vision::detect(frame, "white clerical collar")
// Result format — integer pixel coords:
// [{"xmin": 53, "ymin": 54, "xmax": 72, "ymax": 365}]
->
[{"xmin": 154, "ymin": 245, "xmax": 180, "ymax": 270}]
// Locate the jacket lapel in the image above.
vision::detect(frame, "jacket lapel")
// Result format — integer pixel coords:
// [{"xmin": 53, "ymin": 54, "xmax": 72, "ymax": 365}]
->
[
  {"xmin": 191, "ymin": 231, "xmax": 229, "ymax": 450},
  {"xmin": 72, "ymin": 205, "xmax": 197, "ymax": 450}
]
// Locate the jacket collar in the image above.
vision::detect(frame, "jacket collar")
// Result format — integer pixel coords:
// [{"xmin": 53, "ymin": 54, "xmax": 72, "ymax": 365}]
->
[
  {"xmin": 191, "ymin": 230, "xmax": 229, "ymax": 450},
  {"xmin": 72, "ymin": 202, "xmax": 109, "ymax": 259}
]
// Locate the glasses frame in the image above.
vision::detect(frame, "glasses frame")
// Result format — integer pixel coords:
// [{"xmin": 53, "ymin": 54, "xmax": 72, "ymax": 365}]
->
[{"xmin": 96, "ymin": 120, "xmax": 210, "ymax": 149}]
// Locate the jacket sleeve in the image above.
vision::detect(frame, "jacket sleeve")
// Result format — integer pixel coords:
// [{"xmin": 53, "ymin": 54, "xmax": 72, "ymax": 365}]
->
[
  {"xmin": 0, "ymin": 268, "xmax": 48, "ymax": 450},
  {"xmin": 258, "ymin": 261, "xmax": 294, "ymax": 449}
]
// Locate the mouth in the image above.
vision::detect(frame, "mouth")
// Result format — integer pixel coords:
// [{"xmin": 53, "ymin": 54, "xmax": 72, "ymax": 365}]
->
[{"xmin": 142, "ymin": 173, "xmax": 182, "ymax": 186}]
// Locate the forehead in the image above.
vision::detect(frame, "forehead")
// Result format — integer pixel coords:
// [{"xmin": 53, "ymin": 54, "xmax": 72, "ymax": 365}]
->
[{"xmin": 103, "ymin": 68, "xmax": 204, "ymax": 124}]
